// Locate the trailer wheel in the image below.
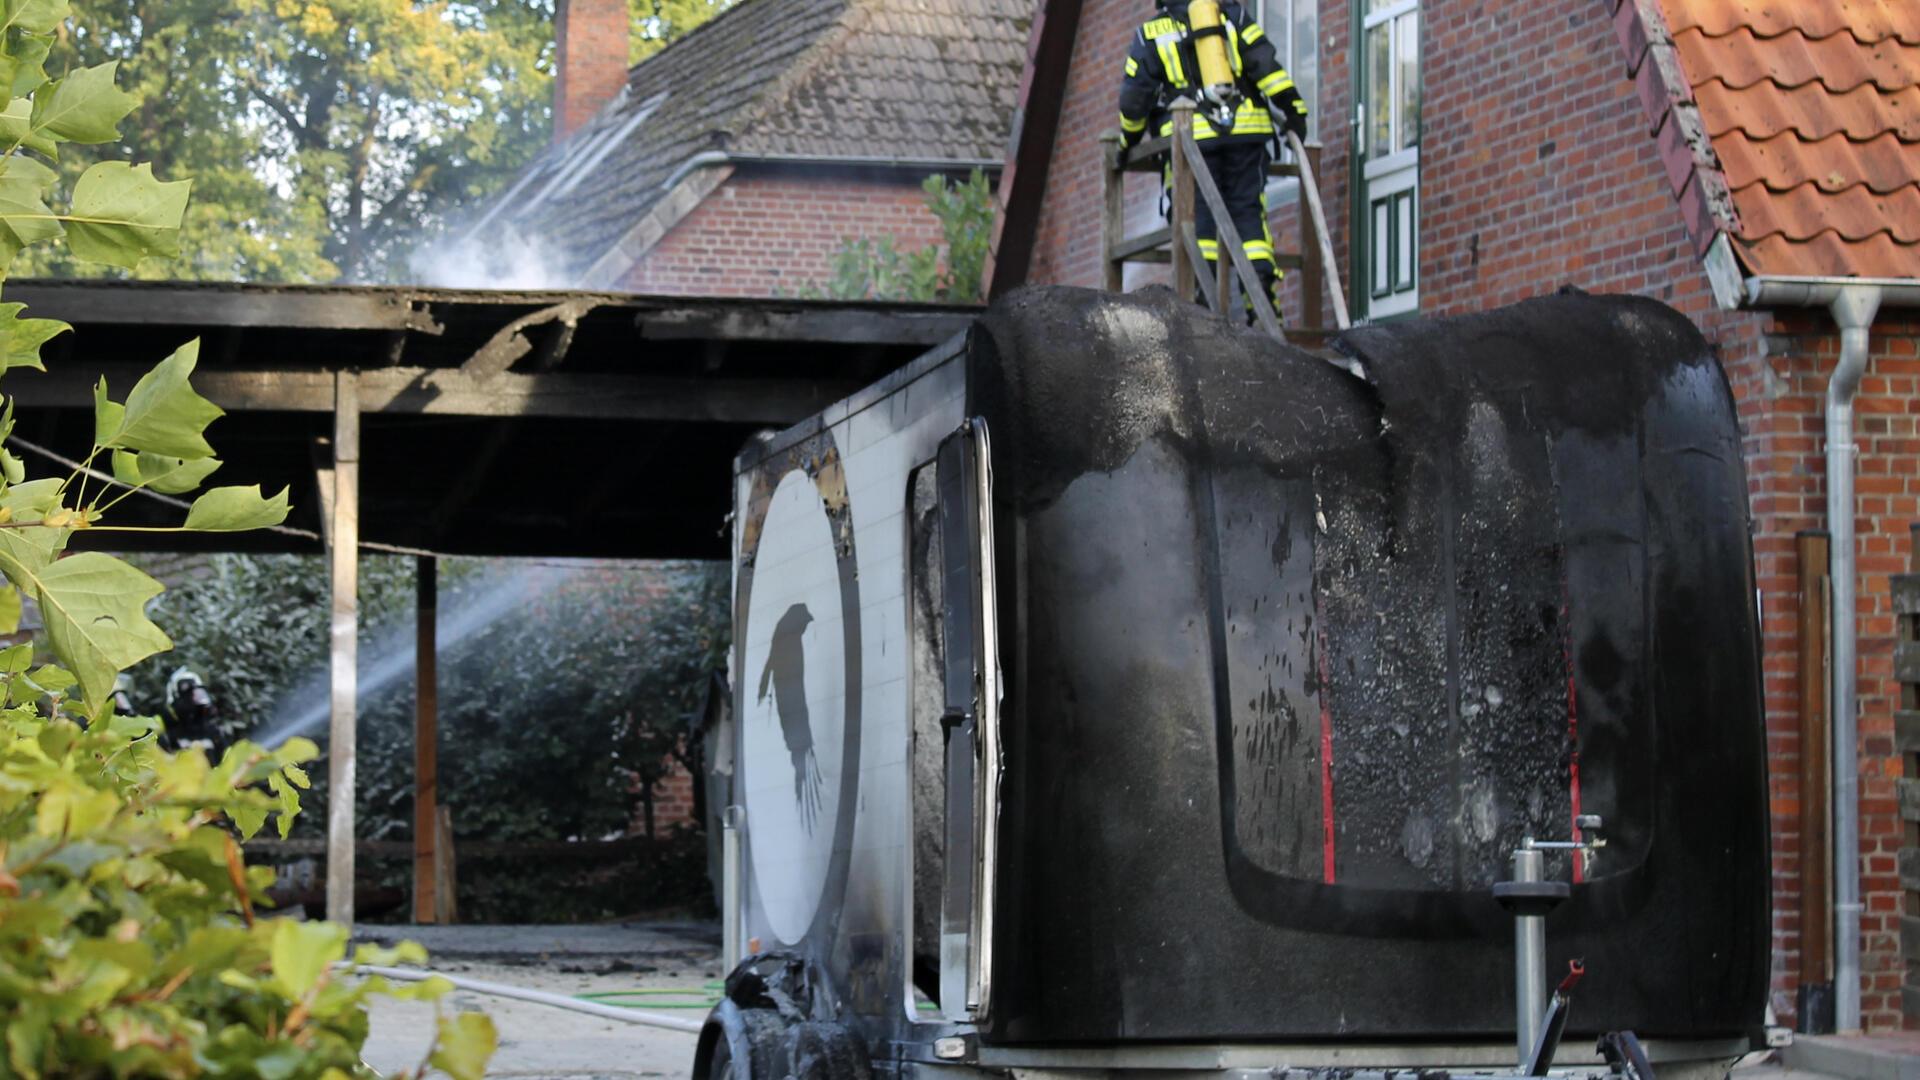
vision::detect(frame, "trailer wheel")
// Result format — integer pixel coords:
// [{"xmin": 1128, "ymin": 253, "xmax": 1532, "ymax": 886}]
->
[{"xmin": 708, "ymin": 1037, "xmax": 736, "ymax": 1080}]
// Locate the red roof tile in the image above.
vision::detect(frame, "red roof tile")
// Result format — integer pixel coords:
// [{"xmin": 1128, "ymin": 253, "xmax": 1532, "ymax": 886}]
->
[
  {"xmin": 1696, "ymin": 80, "xmax": 1920, "ymax": 141},
  {"xmin": 1655, "ymin": 0, "xmax": 1920, "ymax": 278},
  {"xmin": 1730, "ymin": 182, "xmax": 1920, "ymax": 242},
  {"xmin": 1666, "ymin": 0, "xmax": 1920, "ymax": 45},
  {"xmin": 1674, "ymin": 26, "xmax": 1919, "ymax": 93},
  {"xmin": 1713, "ymin": 130, "xmax": 1918, "ymax": 194}
]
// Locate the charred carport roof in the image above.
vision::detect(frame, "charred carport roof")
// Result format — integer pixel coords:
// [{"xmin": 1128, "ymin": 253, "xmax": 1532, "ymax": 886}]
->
[{"xmin": 2, "ymin": 279, "xmax": 971, "ymax": 560}]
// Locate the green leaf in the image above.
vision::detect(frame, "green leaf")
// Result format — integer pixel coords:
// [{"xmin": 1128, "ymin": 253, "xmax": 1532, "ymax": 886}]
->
[
  {"xmin": 100, "ymin": 339, "xmax": 222, "ymax": 458},
  {"xmin": 92, "ymin": 377, "xmax": 121, "ymax": 446},
  {"xmin": 110, "ymin": 450, "xmax": 220, "ymax": 496},
  {"xmin": 24, "ymin": 664, "xmax": 71, "ymax": 694},
  {"xmin": 0, "ymin": 31, "xmax": 53, "ymax": 99},
  {"xmin": 0, "ymin": 139, "xmax": 61, "ymax": 269},
  {"xmin": 0, "ymin": 302, "xmax": 66, "ymax": 374},
  {"xmin": 183, "ymin": 485, "xmax": 288, "ymax": 532},
  {"xmin": 1, "ymin": 0, "xmax": 71, "ymax": 36},
  {"xmin": 269, "ymin": 919, "xmax": 346, "ymax": 1000},
  {"xmin": 30, "ymin": 61, "xmax": 134, "ymax": 145},
  {"xmin": 0, "ymin": 584, "xmax": 17, "ymax": 634},
  {"xmin": 0, "ymin": 640, "xmax": 31, "ymax": 673},
  {"xmin": 30, "ymin": 551, "xmax": 171, "ymax": 711},
  {"xmin": 63, "ymin": 161, "xmax": 190, "ymax": 268},
  {"xmin": 429, "ymin": 1012, "xmax": 498, "ymax": 1080},
  {"xmin": 0, "ymin": 475, "xmax": 59, "ymax": 518},
  {"xmin": 5, "ymin": 1005, "xmax": 47, "ymax": 1080},
  {"xmin": 34, "ymin": 778, "xmax": 118, "ymax": 837}
]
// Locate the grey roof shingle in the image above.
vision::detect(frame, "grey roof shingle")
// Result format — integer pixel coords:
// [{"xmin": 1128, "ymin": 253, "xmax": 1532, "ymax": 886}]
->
[{"xmin": 472, "ymin": 0, "xmax": 1032, "ymax": 285}]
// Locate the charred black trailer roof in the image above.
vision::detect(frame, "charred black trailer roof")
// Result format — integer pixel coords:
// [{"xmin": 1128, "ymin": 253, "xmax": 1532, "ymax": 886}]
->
[{"xmin": 969, "ymin": 286, "xmax": 1767, "ymax": 1045}]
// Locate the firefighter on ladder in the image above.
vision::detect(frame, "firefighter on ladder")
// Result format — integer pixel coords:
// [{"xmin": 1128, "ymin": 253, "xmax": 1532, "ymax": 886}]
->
[{"xmin": 1117, "ymin": 0, "xmax": 1308, "ymax": 316}]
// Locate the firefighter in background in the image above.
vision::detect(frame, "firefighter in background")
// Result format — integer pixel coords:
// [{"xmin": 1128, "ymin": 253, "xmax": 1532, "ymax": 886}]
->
[{"xmin": 1117, "ymin": 0, "xmax": 1308, "ymax": 313}]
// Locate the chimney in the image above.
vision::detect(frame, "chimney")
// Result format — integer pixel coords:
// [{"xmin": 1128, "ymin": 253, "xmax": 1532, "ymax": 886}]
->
[{"xmin": 555, "ymin": 0, "xmax": 630, "ymax": 141}]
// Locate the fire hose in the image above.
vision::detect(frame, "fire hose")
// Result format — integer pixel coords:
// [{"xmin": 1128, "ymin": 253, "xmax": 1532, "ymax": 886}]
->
[{"xmin": 351, "ymin": 964, "xmax": 705, "ymax": 1034}]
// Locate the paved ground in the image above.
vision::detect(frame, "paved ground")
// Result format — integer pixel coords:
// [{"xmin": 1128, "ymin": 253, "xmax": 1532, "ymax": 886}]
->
[{"xmin": 357, "ymin": 924, "xmax": 719, "ymax": 1079}]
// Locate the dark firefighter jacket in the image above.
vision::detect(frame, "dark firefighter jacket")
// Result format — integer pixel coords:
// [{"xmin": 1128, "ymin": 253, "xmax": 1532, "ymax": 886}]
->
[{"xmin": 1117, "ymin": 1, "xmax": 1307, "ymax": 146}]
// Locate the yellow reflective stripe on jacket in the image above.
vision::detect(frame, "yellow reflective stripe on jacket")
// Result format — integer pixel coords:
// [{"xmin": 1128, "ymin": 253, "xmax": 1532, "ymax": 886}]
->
[
  {"xmin": 1120, "ymin": 112, "xmax": 1147, "ymax": 133},
  {"xmin": 1225, "ymin": 21, "xmax": 1244, "ymax": 73},
  {"xmin": 1158, "ymin": 101, "xmax": 1273, "ymax": 140},
  {"xmin": 1240, "ymin": 20, "xmax": 1264, "ymax": 44},
  {"xmin": 1125, "ymin": 55, "xmax": 1139, "ymax": 76},
  {"xmin": 1197, "ymin": 237, "xmax": 1220, "ymax": 259},
  {"xmin": 1154, "ymin": 35, "xmax": 1187, "ymax": 85},
  {"xmin": 1258, "ymin": 69, "xmax": 1294, "ymax": 97},
  {"xmin": 1243, "ymin": 238, "xmax": 1275, "ymax": 261}
]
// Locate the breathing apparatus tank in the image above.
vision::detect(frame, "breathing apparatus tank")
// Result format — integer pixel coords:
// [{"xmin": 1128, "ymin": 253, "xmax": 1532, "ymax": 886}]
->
[{"xmin": 1185, "ymin": 0, "xmax": 1242, "ymax": 130}]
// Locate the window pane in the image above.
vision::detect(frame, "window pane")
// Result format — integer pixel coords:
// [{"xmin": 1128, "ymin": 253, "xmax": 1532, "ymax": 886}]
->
[
  {"xmin": 1372, "ymin": 199, "xmax": 1391, "ymax": 299},
  {"xmin": 1395, "ymin": 191, "xmax": 1415, "ymax": 291},
  {"xmin": 1396, "ymin": 10, "xmax": 1420, "ymax": 151},
  {"xmin": 1367, "ymin": 0, "xmax": 1398, "ymax": 12},
  {"xmin": 1367, "ymin": 22, "xmax": 1391, "ymax": 156},
  {"xmin": 1292, "ymin": 0, "xmax": 1316, "ymax": 138}
]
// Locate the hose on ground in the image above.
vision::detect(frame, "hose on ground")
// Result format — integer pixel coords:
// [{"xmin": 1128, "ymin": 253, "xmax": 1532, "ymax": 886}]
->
[{"xmin": 352, "ymin": 964, "xmax": 705, "ymax": 1034}]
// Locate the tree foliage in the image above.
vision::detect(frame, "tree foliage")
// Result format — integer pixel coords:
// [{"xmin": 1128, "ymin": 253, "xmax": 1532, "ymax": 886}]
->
[
  {"xmin": 13, "ymin": 0, "xmax": 738, "ymax": 285},
  {"xmin": 815, "ymin": 168, "xmax": 995, "ymax": 303},
  {"xmin": 629, "ymin": 0, "xmax": 737, "ymax": 62},
  {"xmin": 0, "ymin": 7, "xmax": 495, "ymax": 1074}
]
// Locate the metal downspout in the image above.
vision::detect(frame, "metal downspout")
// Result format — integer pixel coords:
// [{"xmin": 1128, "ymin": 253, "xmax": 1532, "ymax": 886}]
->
[{"xmin": 1827, "ymin": 284, "xmax": 1882, "ymax": 1032}]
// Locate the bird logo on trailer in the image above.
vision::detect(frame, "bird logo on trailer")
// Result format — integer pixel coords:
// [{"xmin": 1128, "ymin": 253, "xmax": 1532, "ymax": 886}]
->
[
  {"xmin": 756, "ymin": 603, "xmax": 826, "ymax": 831},
  {"xmin": 737, "ymin": 438, "xmax": 862, "ymax": 948}
]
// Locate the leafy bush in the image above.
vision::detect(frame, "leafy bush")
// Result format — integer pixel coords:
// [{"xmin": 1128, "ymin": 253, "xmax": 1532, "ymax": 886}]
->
[
  {"xmin": 131, "ymin": 557, "xmax": 730, "ymax": 922},
  {"xmin": 0, "ymin": 5, "xmax": 496, "ymax": 1075},
  {"xmin": 814, "ymin": 169, "xmax": 996, "ymax": 302},
  {"xmin": 0, "ymin": 715, "xmax": 495, "ymax": 1078}
]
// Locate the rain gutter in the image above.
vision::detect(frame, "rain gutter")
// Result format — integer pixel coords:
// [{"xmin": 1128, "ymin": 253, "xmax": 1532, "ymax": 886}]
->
[{"xmin": 1746, "ymin": 275, "xmax": 1920, "ymax": 1032}]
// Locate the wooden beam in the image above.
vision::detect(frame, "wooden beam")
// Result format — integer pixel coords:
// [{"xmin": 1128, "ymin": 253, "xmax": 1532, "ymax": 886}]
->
[
  {"xmin": 1798, "ymin": 530, "xmax": 1832, "ymax": 988},
  {"xmin": 413, "ymin": 555, "xmax": 439, "ymax": 923},
  {"xmin": 7, "ymin": 365, "xmax": 863, "ymax": 424},
  {"xmin": 7, "ymin": 281, "xmax": 437, "ymax": 332},
  {"xmin": 326, "ymin": 372, "xmax": 360, "ymax": 927},
  {"xmin": 635, "ymin": 305, "xmax": 967, "ymax": 347}
]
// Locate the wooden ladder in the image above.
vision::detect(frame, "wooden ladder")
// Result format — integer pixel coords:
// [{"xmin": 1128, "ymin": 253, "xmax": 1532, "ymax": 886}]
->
[{"xmin": 1101, "ymin": 97, "xmax": 1351, "ymax": 346}]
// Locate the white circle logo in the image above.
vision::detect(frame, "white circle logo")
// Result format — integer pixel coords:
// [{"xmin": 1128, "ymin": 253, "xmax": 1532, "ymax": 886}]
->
[{"xmin": 741, "ymin": 468, "xmax": 850, "ymax": 945}]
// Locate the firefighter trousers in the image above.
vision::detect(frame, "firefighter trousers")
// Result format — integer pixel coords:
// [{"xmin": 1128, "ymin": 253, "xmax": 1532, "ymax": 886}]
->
[{"xmin": 1188, "ymin": 141, "xmax": 1278, "ymax": 313}]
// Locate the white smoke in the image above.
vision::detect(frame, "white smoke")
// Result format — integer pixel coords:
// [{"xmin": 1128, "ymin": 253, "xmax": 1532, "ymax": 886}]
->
[{"xmin": 406, "ymin": 226, "xmax": 579, "ymax": 291}]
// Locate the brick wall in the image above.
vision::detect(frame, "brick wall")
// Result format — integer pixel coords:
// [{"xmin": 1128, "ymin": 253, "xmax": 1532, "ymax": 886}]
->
[
  {"xmin": 649, "ymin": 763, "xmax": 699, "ymax": 832},
  {"xmin": 556, "ymin": 0, "xmax": 631, "ymax": 141},
  {"xmin": 1741, "ymin": 311, "xmax": 1920, "ymax": 1031},
  {"xmin": 1017, "ymin": 0, "xmax": 1918, "ymax": 1034},
  {"xmin": 618, "ymin": 166, "xmax": 953, "ymax": 298}
]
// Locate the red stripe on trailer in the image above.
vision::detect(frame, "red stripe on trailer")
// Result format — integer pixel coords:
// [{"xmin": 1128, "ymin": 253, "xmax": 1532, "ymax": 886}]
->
[
  {"xmin": 1563, "ymin": 588, "xmax": 1584, "ymax": 885},
  {"xmin": 1318, "ymin": 618, "xmax": 1336, "ymax": 884}
]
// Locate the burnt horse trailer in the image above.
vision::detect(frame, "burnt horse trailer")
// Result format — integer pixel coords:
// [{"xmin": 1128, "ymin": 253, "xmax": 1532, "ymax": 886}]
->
[{"xmin": 701, "ymin": 286, "xmax": 1768, "ymax": 1080}]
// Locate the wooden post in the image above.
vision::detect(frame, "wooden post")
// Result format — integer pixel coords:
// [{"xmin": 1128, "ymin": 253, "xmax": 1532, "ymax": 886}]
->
[
  {"xmin": 1798, "ymin": 529, "xmax": 1832, "ymax": 1022},
  {"xmin": 1169, "ymin": 99, "xmax": 1197, "ymax": 303},
  {"xmin": 1301, "ymin": 144, "xmax": 1326, "ymax": 333},
  {"xmin": 412, "ymin": 555, "xmax": 439, "ymax": 923},
  {"xmin": 1215, "ymin": 237, "xmax": 1234, "ymax": 317},
  {"xmin": 326, "ymin": 372, "xmax": 360, "ymax": 927},
  {"xmin": 1101, "ymin": 132, "xmax": 1125, "ymax": 293},
  {"xmin": 434, "ymin": 804, "xmax": 458, "ymax": 924}
]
